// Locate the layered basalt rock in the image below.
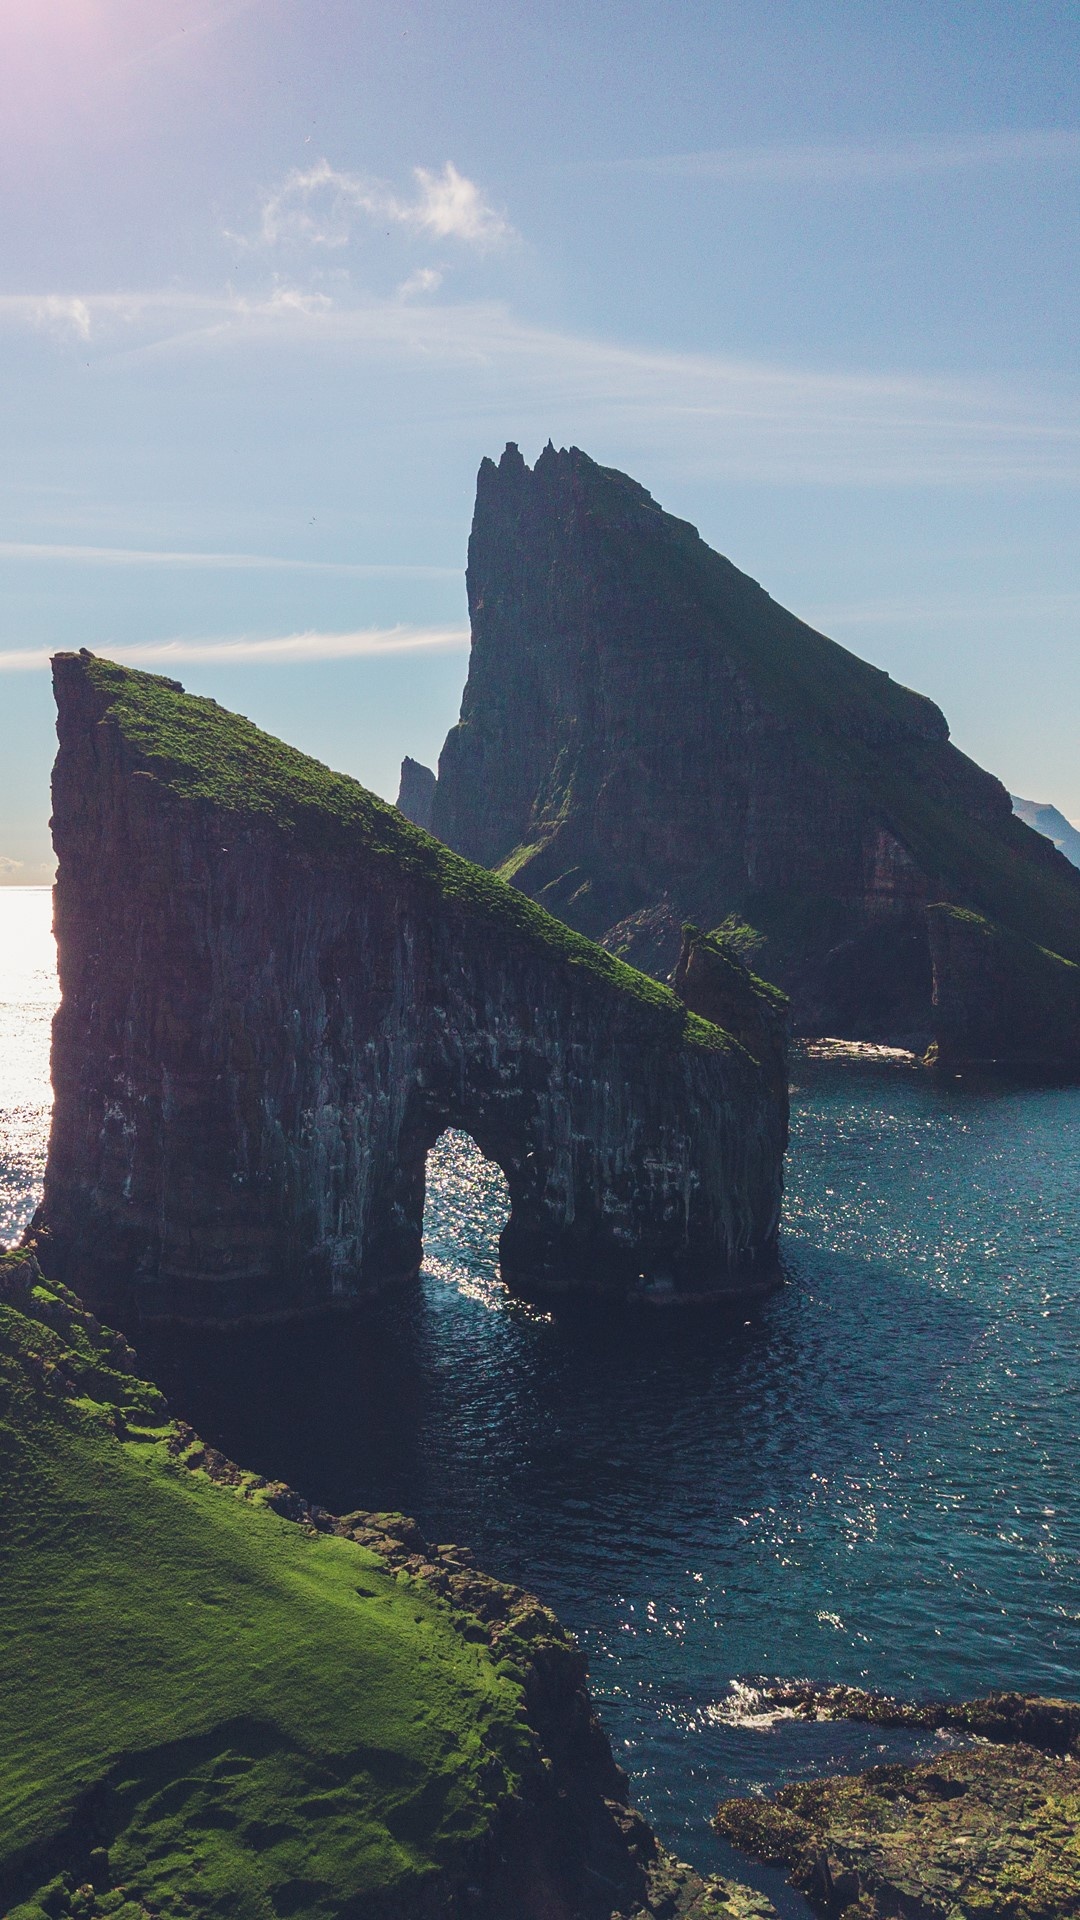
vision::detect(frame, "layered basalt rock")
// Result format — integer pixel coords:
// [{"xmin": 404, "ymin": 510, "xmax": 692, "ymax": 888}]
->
[
  {"xmin": 396, "ymin": 754, "xmax": 436, "ymax": 832},
  {"xmin": 34, "ymin": 653, "xmax": 786, "ymax": 1328},
  {"xmin": 430, "ymin": 443, "xmax": 1080, "ymax": 1060},
  {"xmin": 928, "ymin": 904, "xmax": 1080, "ymax": 1073}
]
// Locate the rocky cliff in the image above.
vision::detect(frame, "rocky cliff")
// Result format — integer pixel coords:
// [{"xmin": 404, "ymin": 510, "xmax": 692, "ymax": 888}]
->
[
  {"xmin": 927, "ymin": 904, "xmax": 1080, "ymax": 1074},
  {"xmin": 397, "ymin": 755, "xmax": 437, "ymax": 832},
  {"xmin": 430, "ymin": 443, "xmax": 1080, "ymax": 1059},
  {"xmin": 34, "ymin": 652, "xmax": 786, "ymax": 1327}
]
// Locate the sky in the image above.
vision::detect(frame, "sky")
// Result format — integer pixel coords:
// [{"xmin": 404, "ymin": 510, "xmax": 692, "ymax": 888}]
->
[{"xmin": 1, "ymin": 0, "xmax": 1078, "ymax": 882}]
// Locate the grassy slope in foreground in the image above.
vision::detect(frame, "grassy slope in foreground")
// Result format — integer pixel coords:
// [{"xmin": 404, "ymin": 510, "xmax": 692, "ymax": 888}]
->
[
  {"xmin": 65, "ymin": 652, "xmax": 727, "ymax": 1052},
  {"xmin": 0, "ymin": 1251, "xmax": 532, "ymax": 1919}
]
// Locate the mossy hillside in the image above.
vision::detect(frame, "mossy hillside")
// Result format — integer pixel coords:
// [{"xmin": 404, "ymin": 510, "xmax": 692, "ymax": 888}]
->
[
  {"xmin": 685, "ymin": 926, "xmax": 788, "ymax": 1015},
  {"xmin": 0, "ymin": 1252, "xmax": 533, "ymax": 1920},
  {"xmin": 926, "ymin": 902, "xmax": 1080, "ymax": 1067},
  {"xmin": 589, "ymin": 459, "xmax": 948, "ymax": 753},
  {"xmin": 67, "ymin": 654, "xmax": 727, "ymax": 1053},
  {"xmin": 729, "ymin": 739, "xmax": 1080, "ymax": 981}
]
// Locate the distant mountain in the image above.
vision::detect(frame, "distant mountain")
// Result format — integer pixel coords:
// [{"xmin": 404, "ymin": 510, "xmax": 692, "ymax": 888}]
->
[
  {"xmin": 428, "ymin": 441, "xmax": 1080, "ymax": 1062},
  {"xmin": 1011, "ymin": 796, "xmax": 1080, "ymax": 869}
]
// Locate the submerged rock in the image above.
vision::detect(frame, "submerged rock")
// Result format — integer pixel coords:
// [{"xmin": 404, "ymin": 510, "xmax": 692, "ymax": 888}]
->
[
  {"xmin": 34, "ymin": 652, "xmax": 787, "ymax": 1327},
  {"xmin": 429, "ymin": 443, "xmax": 1080, "ymax": 1066}
]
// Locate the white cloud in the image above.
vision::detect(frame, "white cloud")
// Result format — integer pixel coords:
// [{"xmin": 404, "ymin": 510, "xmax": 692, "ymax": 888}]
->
[
  {"xmin": 408, "ymin": 164, "xmax": 511, "ymax": 244},
  {"xmin": 398, "ymin": 266, "xmax": 444, "ymax": 299},
  {"xmin": 250, "ymin": 159, "xmax": 513, "ymax": 251},
  {"xmin": 0, "ymin": 627, "xmax": 469, "ymax": 673},
  {"xmin": 805, "ymin": 589, "xmax": 1080, "ymax": 629},
  {"xmin": 600, "ymin": 126, "xmax": 1080, "ymax": 185},
  {"xmin": 2, "ymin": 286, "xmax": 1079, "ymax": 487},
  {"xmin": 34, "ymin": 295, "xmax": 93, "ymax": 340},
  {"xmin": 0, "ymin": 541, "xmax": 455, "ymax": 578},
  {"xmin": 0, "ymin": 855, "xmax": 24, "ymax": 875}
]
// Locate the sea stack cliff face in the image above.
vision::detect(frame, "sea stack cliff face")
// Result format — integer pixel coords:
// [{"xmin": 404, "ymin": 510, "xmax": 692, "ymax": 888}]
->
[
  {"xmin": 431, "ymin": 444, "xmax": 1080, "ymax": 1056},
  {"xmin": 396, "ymin": 754, "xmax": 436, "ymax": 832},
  {"xmin": 35, "ymin": 653, "xmax": 786, "ymax": 1327}
]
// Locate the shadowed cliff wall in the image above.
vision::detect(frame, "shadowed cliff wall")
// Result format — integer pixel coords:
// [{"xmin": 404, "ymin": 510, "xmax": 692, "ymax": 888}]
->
[
  {"xmin": 928, "ymin": 904, "xmax": 1080, "ymax": 1073},
  {"xmin": 34, "ymin": 654, "xmax": 787, "ymax": 1327},
  {"xmin": 431, "ymin": 443, "xmax": 1080, "ymax": 1052}
]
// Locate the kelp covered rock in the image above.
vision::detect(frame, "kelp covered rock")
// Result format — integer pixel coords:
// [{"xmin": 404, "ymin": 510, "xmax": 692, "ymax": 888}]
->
[{"xmin": 715, "ymin": 1719, "xmax": 1080, "ymax": 1918}]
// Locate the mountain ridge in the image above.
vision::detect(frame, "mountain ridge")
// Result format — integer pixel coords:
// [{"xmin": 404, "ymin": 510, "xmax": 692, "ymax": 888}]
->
[{"xmin": 428, "ymin": 442, "xmax": 1080, "ymax": 1060}]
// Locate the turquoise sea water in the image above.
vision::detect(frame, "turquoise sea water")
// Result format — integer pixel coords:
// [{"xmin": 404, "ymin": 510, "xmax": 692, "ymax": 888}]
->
[{"xmin": 3, "ymin": 886, "xmax": 1077, "ymax": 1894}]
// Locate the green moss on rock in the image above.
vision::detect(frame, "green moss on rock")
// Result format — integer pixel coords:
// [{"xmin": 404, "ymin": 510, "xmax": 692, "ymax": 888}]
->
[
  {"xmin": 716, "ymin": 1741, "xmax": 1080, "ymax": 1919},
  {"xmin": 0, "ymin": 1250, "xmax": 533, "ymax": 1918},
  {"xmin": 69, "ymin": 654, "xmax": 727, "ymax": 1051}
]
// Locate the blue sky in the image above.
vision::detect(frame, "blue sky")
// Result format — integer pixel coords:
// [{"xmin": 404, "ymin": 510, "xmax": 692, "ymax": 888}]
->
[{"xmin": 2, "ymin": 0, "xmax": 1078, "ymax": 880}]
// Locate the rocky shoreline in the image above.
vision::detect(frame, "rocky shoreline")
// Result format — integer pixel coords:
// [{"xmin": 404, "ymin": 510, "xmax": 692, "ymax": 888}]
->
[
  {"xmin": 164, "ymin": 1417, "xmax": 780, "ymax": 1920},
  {"xmin": 714, "ymin": 1685, "xmax": 1080, "ymax": 1919}
]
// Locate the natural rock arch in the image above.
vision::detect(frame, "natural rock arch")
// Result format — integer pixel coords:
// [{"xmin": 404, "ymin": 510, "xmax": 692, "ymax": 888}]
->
[{"xmin": 33, "ymin": 655, "xmax": 788, "ymax": 1328}]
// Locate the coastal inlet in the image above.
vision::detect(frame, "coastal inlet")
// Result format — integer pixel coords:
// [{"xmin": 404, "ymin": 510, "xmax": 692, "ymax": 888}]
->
[{"xmin": 3, "ymin": 888, "xmax": 1078, "ymax": 1892}]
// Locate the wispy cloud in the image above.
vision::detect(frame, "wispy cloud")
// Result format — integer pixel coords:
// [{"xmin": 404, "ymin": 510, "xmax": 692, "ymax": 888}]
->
[
  {"xmin": 805, "ymin": 588, "xmax": 1080, "ymax": 629},
  {"xmin": 0, "ymin": 855, "xmax": 24, "ymax": 875},
  {"xmin": 599, "ymin": 126, "xmax": 1080, "ymax": 185},
  {"xmin": 0, "ymin": 627, "xmax": 469, "ymax": 674},
  {"xmin": 250, "ymin": 160, "xmax": 514, "ymax": 250},
  {"xmin": 115, "ymin": 0, "xmax": 262, "ymax": 78},
  {"xmin": 0, "ymin": 541, "xmax": 456, "ymax": 578},
  {"xmin": 2, "ymin": 286, "xmax": 1079, "ymax": 487},
  {"xmin": 34, "ymin": 295, "xmax": 93, "ymax": 341},
  {"xmin": 398, "ymin": 266, "xmax": 444, "ymax": 299}
]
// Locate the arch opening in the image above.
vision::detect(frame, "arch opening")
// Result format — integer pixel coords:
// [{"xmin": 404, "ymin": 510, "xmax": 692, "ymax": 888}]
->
[{"xmin": 420, "ymin": 1130, "xmax": 511, "ymax": 1297}]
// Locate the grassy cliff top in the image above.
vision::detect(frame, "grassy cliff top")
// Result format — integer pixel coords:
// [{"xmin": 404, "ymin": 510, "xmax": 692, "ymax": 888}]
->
[
  {"xmin": 0, "ymin": 1251, "xmax": 533, "ymax": 1919},
  {"xmin": 57, "ymin": 652, "xmax": 731, "ymax": 1053}
]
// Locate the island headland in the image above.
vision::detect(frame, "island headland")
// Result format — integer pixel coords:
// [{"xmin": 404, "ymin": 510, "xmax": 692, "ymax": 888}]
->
[
  {"xmin": 422, "ymin": 443, "xmax": 1080, "ymax": 1071},
  {"xmin": 32, "ymin": 651, "xmax": 787, "ymax": 1328}
]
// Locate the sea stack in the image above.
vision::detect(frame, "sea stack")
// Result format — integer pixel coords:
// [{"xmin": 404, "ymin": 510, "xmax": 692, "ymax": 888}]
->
[
  {"xmin": 431, "ymin": 443, "xmax": 1080, "ymax": 1065},
  {"xmin": 396, "ymin": 755, "xmax": 436, "ymax": 832},
  {"xmin": 33, "ymin": 652, "xmax": 788, "ymax": 1327}
]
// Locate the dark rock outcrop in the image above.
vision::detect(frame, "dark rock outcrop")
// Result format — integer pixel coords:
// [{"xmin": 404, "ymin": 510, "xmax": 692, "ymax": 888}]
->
[
  {"xmin": 397, "ymin": 755, "xmax": 437, "ymax": 832},
  {"xmin": 715, "ymin": 1680, "xmax": 1080, "ymax": 1754},
  {"xmin": 716, "ymin": 1740, "xmax": 1080, "ymax": 1919},
  {"xmin": 33, "ymin": 653, "xmax": 786, "ymax": 1327},
  {"xmin": 927, "ymin": 903, "xmax": 1080, "ymax": 1073},
  {"xmin": 430, "ymin": 443, "xmax": 1080, "ymax": 1060},
  {"xmin": 715, "ymin": 1685, "xmax": 1080, "ymax": 1919}
]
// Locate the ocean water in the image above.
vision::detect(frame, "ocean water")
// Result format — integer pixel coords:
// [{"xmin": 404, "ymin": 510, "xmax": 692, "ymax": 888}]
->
[
  {"xmin": 0, "ymin": 890, "xmax": 58, "ymax": 1245},
  {"xmin": 3, "ymin": 886, "xmax": 1077, "ymax": 1897}
]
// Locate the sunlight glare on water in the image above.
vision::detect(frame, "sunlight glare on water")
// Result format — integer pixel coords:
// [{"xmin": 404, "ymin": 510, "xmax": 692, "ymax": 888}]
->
[{"xmin": 0, "ymin": 889, "xmax": 57, "ymax": 1244}]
